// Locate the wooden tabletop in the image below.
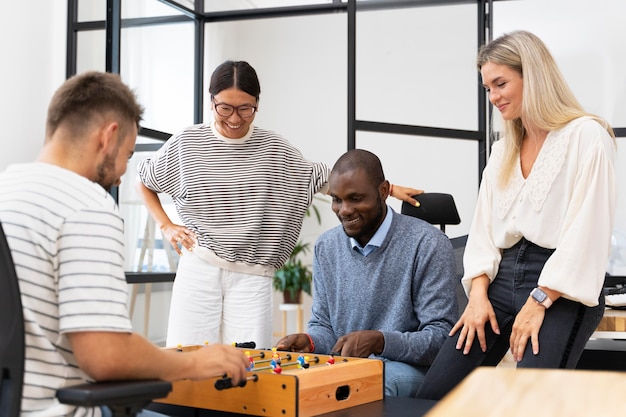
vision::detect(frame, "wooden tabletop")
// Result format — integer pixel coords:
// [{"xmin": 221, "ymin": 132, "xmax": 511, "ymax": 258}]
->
[
  {"xmin": 424, "ymin": 367, "xmax": 626, "ymax": 417},
  {"xmin": 598, "ymin": 308, "xmax": 626, "ymax": 332}
]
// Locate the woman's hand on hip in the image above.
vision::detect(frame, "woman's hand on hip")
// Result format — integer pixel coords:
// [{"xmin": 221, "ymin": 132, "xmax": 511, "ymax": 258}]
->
[{"xmin": 160, "ymin": 223, "xmax": 197, "ymax": 255}]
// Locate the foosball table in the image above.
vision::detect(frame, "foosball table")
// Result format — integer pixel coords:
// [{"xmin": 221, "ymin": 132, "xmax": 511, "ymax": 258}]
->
[{"xmin": 155, "ymin": 345, "xmax": 384, "ymax": 417}]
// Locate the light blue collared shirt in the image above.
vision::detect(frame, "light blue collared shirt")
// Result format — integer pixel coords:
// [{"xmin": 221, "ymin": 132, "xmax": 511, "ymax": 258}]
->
[{"xmin": 350, "ymin": 206, "xmax": 393, "ymax": 257}]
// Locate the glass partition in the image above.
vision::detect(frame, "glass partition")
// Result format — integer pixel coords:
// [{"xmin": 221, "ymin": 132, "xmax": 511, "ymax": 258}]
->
[
  {"xmin": 76, "ymin": 30, "xmax": 106, "ymax": 74},
  {"xmin": 77, "ymin": 0, "xmax": 105, "ymax": 21},
  {"xmin": 493, "ymin": 0, "xmax": 626, "ymax": 128},
  {"xmin": 122, "ymin": 0, "xmax": 190, "ymax": 18},
  {"xmin": 119, "ymin": 136, "xmax": 180, "ymax": 274},
  {"xmin": 356, "ymin": 3, "xmax": 478, "ymax": 131},
  {"xmin": 203, "ymin": 0, "xmax": 344, "ymax": 13},
  {"xmin": 121, "ymin": 21, "xmax": 196, "ymax": 134},
  {"xmin": 356, "ymin": 131, "xmax": 478, "ymax": 238},
  {"xmin": 203, "ymin": 13, "xmax": 347, "ymax": 164}
]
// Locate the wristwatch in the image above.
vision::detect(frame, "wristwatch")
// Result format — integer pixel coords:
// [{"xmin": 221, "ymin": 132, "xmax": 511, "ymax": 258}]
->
[{"xmin": 530, "ymin": 287, "xmax": 553, "ymax": 309}]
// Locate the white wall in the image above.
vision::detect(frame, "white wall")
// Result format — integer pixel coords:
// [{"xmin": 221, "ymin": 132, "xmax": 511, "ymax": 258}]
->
[{"xmin": 0, "ymin": 0, "xmax": 67, "ymax": 171}]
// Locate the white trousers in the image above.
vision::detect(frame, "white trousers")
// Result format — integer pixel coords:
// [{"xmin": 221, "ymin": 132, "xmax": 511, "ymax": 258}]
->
[{"xmin": 165, "ymin": 250, "xmax": 273, "ymax": 349}]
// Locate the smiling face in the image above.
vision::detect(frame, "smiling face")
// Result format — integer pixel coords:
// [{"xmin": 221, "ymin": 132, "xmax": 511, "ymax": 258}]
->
[
  {"xmin": 481, "ymin": 61, "xmax": 524, "ymax": 121},
  {"xmin": 329, "ymin": 167, "xmax": 387, "ymax": 247},
  {"xmin": 212, "ymin": 87, "xmax": 257, "ymax": 139}
]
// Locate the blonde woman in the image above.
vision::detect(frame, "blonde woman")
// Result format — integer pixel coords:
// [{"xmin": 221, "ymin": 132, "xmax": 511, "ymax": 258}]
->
[{"xmin": 418, "ymin": 30, "xmax": 616, "ymax": 400}]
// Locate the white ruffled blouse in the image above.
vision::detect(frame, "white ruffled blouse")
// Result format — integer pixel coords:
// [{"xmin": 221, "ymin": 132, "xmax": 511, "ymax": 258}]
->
[{"xmin": 462, "ymin": 117, "xmax": 617, "ymax": 306}]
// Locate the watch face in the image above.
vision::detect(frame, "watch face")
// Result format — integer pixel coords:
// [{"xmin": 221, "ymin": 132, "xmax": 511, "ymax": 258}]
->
[{"xmin": 532, "ymin": 288, "xmax": 547, "ymax": 303}]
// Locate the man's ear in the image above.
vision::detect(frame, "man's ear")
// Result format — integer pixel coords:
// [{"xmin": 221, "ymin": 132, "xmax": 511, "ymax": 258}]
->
[
  {"xmin": 98, "ymin": 121, "xmax": 120, "ymax": 152},
  {"xmin": 381, "ymin": 180, "xmax": 391, "ymax": 199}
]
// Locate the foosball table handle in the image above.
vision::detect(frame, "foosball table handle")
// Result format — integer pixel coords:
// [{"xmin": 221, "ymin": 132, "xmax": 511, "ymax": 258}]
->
[
  {"xmin": 214, "ymin": 374, "xmax": 259, "ymax": 390},
  {"xmin": 232, "ymin": 341, "xmax": 256, "ymax": 349}
]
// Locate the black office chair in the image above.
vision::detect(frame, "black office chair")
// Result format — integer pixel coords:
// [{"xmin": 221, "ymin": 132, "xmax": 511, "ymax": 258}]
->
[
  {"xmin": 450, "ymin": 234, "xmax": 469, "ymax": 312},
  {"xmin": 401, "ymin": 193, "xmax": 467, "ymax": 314},
  {"xmin": 0, "ymin": 221, "xmax": 172, "ymax": 417},
  {"xmin": 401, "ymin": 193, "xmax": 461, "ymax": 233},
  {"xmin": 0, "ymin": 225, "xmax": 24, "ymax": 417}
]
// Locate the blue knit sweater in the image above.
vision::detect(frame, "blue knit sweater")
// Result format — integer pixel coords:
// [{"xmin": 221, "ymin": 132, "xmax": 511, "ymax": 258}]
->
[{"xmin": 309, "ymin": 209, "xmax": 458, "ymax": 366}]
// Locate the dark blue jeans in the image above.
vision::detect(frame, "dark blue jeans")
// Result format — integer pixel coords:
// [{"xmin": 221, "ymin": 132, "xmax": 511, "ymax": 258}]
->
[{"xmin": 416, "ymin": 238, "xmax": 604, "ymax": 400}]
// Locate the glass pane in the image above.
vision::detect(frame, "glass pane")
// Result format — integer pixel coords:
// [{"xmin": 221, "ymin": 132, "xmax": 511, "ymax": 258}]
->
[
  {"xmin": 171, "ymin": 0, "xmax": 194, "ymax": 10},
  {"xmin": 76, "ymin": 30, "xmax": 106, "ymax": 74},
  {"xmin": 78, "ymin": 0, "xmax": 105, "ymax": 21},
  {"xmin": 493, "ymin": 0, "xmax": 626, "ymax": 129},
  {"xmin": 204, "ymin": 0, "xmax": 341, "ymax": 13},
  {"xmin": 121, "ymin": 22, "xmax": 195, "ymax": 134},
  {"xmin": 121, "ymin": 141, "xmax": 174, "ymax": 344},
  {"xmin": 356, "ymin": 131, "xmax": 479, "ymax": 239},
  {"xmin": 356, "ymin": 4, "xmax": 478, "ymax": 131},
  {"xmin": 122, "ymin": 0, "xmax": 190, "ymax": 18},
  {"xmin": 203, "ymin": 13, "xmax": 346, "ymax": 164},
  {"xmin": 119, "ymin": 137, "xmax": 181, "ymax": 274}
]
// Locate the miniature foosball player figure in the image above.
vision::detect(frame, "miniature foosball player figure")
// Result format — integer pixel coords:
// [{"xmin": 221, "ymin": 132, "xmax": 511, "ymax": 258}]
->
[
  {"xmin": 296, "ymin": 354, "xmax": 311, "ymax": 369},
  {"xmin": 273, "ymin": 363, "xmax": 282, "ymax": 374},
  {"xmin": 246, "ymin": 351, "xmax": 255, "ymax": 370},
  {"xmin": 270, "ymin": 347, "xmax": 282, "ymax": 370}
]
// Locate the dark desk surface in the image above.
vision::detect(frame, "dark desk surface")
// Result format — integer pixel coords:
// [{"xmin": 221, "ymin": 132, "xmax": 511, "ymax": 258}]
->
[
  {"xmin": 318, "ymin": 397, "xmax": 436, "ymax": 417},
  {"xmin": 148, "ymin": 397, "xmax": 437, "ymax": 417},
  {"xmin": 125, "ymin": 271, "xmax": 175, "ymax": 284}
]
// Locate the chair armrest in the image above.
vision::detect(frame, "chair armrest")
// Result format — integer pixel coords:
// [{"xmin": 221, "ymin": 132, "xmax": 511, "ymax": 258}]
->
[{"xmin": 56, "ymin": 379, "xmax": 172, "ymax": 411}]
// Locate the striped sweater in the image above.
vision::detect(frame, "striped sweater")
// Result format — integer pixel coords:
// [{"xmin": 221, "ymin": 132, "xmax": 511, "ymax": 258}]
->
[
  {"xmin": 0, "ymin": 162, "xmax": 132, "ymax": 417},
  {"xmin": 137, "ymin": 122, "xmax": 329, "ymax": 272}
]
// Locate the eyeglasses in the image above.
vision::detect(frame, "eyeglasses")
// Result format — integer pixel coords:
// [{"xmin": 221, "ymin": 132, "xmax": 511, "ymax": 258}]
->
[{"xmin": 212, "ymin": 100, "xmax": 257, "ymax": 118}]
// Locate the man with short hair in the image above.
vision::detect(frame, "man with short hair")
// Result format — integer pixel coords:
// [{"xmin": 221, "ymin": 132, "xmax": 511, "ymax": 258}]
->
[
  {"xmin": 276, "ymin": 149, "xmax": 458, "ymax": 397},
  {"xmin": 0, "ymin": 71, "xmax": 249, "ymax": 416}
]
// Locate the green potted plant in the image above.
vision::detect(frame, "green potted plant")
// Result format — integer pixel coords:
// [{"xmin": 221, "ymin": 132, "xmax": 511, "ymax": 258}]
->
[
  {"xmin": 273, "ymin": 199, "xmax": 324, "ymax": 304},
  {"xmin": 273, "ymin": 241, "xmax": 312, "ymax": 304}
]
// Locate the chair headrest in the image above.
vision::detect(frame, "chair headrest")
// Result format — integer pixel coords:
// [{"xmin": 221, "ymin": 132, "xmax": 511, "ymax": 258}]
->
[{"xmin": 401, "ymin": 192, "xmax": 461, "ymax": 226}]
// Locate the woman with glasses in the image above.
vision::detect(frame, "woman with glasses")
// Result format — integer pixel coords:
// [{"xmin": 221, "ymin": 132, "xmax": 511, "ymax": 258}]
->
[{"xmin": 135, "ymin": 60, "xmax": 421, "ymax": 349}]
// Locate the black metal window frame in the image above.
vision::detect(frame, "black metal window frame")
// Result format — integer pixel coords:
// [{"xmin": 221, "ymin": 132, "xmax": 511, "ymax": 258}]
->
[
  {"xmin": 66, "ymin": 0, "xmax": 626, "ymax": 171},
  {"xmin": 66, "ymin": 0, "xmax": 499, "ymax": 179},
  {"xmin": 65, "ymin": 0, "xmax": 625, "ymax": 281}
]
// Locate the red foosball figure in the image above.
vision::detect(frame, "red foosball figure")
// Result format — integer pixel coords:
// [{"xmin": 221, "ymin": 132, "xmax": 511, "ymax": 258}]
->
[
  {"xmin": 326, "ymin": 354, "xmax": 335, "ymax": 365},
  {"xmin": 273, "ymin": 363, "xmax": 282, "ymax": 374},
  {"xmin": 245, "ymin": 351, "xmax": 255, "ymax": 370}
]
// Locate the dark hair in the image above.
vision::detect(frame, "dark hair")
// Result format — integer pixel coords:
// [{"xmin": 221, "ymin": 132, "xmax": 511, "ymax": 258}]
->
[
  {"xmin": 46, "ymin": 71, "xmax": 144, "ymax": 139},
  {"xmin": 331, "ymin": 149, "xmax": 385, "ymax": 186},
  {"xmin": 209, "ymin": 60, "xmax": 261, "ymax": 101}
]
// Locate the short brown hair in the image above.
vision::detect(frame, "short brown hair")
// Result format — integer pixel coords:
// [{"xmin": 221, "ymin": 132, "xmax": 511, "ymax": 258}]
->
[{"xmin": 46, "ymin": 71, "xmax": 144, "ymax": 139}]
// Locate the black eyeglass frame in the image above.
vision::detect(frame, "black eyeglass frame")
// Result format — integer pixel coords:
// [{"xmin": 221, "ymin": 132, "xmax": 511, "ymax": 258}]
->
[{"xmin": 212, "ymin": 100, "xmax": 257, "ymax": 118}]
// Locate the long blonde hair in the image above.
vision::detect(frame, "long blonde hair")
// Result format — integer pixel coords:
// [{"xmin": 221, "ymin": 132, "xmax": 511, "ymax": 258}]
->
[{"xmin": 477, "ymin": 30, "xmax": 615, "ymax": 186}]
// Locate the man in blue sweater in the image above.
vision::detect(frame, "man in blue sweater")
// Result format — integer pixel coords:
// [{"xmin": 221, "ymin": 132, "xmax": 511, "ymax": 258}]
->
[{"xmin": 276, "ymin": 149, "xmax": 458, "ymax": 397}]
